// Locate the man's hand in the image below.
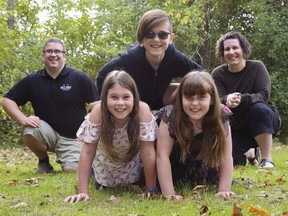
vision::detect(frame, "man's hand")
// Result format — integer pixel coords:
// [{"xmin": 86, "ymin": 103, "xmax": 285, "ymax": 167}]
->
[{"xmin": 24, "ymin": 116, "xmax": 41, "ymax": 128}]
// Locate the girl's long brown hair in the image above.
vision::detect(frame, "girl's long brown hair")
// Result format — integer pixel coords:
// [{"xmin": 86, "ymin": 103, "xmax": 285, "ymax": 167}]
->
[
  {"xmin": 172, "ymin": 71, "xmax": 227, "ymax": 167},
  {"xmin": 100, "ymin": 70, "xmax": 140, "ymax": 162}
]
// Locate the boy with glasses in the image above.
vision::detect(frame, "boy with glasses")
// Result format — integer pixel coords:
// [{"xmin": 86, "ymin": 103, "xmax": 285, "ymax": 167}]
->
[{"xmin": 1, "ymin": 38, "xmax": 99, "ymax": 173}]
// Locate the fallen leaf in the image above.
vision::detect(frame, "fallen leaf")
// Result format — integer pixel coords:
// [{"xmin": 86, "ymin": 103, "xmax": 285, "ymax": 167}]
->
[
  {"xmin": 172, "ymin": 199, "xmax": 181, "ymax": 205},
  {"xmin": 26, "ymin": 177, "xmax": 39, "ymax": 184},
  {"xmin": 200, "ymin": 205, "xmax": 209, "ymax": 216},
  {"xmin": 247, "ymin": 205, "xmax": 271, "ymax": 216},
  {"xmin": 263, "ymin": 180, "xmax": 273, "ymax": 186},
  {"xmin": 127, "ymin": 214, "xmax": 144, "ymax": 216},
  {"xmin": 256, "ymin": 169, "xmax": 275, "ymax": 175},
  {"xmin": 232, "ymin": 203, "xmax": 243, "ymax": 216},
  {"xmin": 192, "ymin": 185, "xmax": 206, "ymax": 191},
  {"xmin": 192, "ymin": 190, "xmax": 201, "ymax": 199},
  {"xmin": 275, "ymin": 177, "xmax": 286, "ymax": 184},
  {"xmin": 0, "ymin": 194, "xmax": 6, "ymax": 199},
  {"xmin": 107, "ymin": 195, "xmax": 121, "ymax": 204},
  {"xmin": 7, "ymin": 179, "xmax": 19, "ymax": 185},
  {"xmin": 129, "ymin": 184, "xmax": 143, "ymax": 194},
  {"xmin": 257, "ymin": 192, "xmax": 268, "ymax": 198},
  {"xmin": 10, "ymin": 202, "xmax": 28, "ymax": 208},
  {"xmin": 243, "ymin": 178, "xmax": 254, "ymax": 185},
  {"xmin": 245, "ymin": 184, "xmax": 254, "ymax": 189},
  {"xmin": 256, "ymin": 170, "xmax": 269, "ymax": 174}
]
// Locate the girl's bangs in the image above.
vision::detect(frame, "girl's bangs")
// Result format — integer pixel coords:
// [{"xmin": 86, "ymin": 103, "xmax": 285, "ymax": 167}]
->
[{"xmin": 182, "ymin": 77, "xmax": 211, "ymax": 96}]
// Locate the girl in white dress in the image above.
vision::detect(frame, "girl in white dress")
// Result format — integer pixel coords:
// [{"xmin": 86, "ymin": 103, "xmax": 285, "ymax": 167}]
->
[{"xmin": 64, "ymin": 70, "xmax": 158, "ymax": 203}]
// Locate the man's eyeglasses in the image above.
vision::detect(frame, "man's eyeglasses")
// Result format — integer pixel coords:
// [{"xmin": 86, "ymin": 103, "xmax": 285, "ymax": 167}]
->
[
  {"xmin": 145, "ymin": 31, "xmax": 171, "ymax": 40},
  {"xmin": 43, "ymin": 49, "xmax": 66, "ymax": 55}
]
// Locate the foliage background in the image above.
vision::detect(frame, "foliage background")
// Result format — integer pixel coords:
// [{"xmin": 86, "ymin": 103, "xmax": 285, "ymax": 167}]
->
[{"xmin": 0, "ymin": 0, "xmax": 287, "ymax": 146}]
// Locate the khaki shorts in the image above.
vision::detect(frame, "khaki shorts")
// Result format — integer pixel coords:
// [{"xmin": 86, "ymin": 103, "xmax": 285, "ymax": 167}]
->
[{"xmin": 23, "ymin": 120, "xmax": 81, "ymax": 168}]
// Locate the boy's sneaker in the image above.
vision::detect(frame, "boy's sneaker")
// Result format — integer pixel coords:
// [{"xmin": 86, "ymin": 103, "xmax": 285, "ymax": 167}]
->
[{"xmin": 36, "ymin": 162, "xmax": 54, "ymax": 173}]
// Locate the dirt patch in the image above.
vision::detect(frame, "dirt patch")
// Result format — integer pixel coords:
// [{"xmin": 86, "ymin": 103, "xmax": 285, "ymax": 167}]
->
[{"xmin": 0, "ymin": 147, "xmax": 55, "ymax": 165}]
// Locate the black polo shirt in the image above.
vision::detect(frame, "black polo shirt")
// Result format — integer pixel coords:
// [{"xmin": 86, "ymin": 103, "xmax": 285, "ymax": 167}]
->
[{"xmin": 4, "ymin": 66, "xmax": 99, "ymax": 138}]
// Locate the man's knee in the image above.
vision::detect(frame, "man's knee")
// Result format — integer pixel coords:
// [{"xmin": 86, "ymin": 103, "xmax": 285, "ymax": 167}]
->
[
  {"xmin": 23, "ymin": 133, "xmax": 34, "ymax": 143},
  {"xmin": 62, "ymin": 164, "xmax": 78, "ymax": 172},
  {"xmin": 22, "ymin": 134, "xmax": 47, "ymax": 150}
]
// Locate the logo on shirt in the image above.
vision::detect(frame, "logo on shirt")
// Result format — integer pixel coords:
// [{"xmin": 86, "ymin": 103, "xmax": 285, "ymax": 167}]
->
[{"xmin": 60, "ymin": 84, "xmax": 72, "ymax": 91}]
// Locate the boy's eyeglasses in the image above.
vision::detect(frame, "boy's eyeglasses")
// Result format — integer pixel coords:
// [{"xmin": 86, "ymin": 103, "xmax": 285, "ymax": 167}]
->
[
  {"xmin": 145, "ymin": 31, "xmax": 171, "ymax": 40},
  {"xmin": 43, "ymin": 49, "xmax": 66, "ymax": 55}
]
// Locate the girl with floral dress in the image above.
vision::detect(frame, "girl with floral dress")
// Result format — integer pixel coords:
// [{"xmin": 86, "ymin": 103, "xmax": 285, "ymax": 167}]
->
[
  {"xmin": 156, "ymin": 71, "xmax": 235, "ymax": 200},
  {"xmin": 64, "ymin": 70, "xmax": 158, "ymax": 203}
]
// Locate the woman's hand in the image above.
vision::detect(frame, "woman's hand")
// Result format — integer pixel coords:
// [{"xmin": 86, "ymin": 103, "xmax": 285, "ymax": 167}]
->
[
  {"xmin": 215, "ymin": 191, "xmax": 235, "ymax": 198},
  {"xmin": 64, "ymin": 193, "xmax": 90, "ymax": 203},
  {"xmin": 226, "ymin": 93, "xmax": 241, "ymax": 108}
]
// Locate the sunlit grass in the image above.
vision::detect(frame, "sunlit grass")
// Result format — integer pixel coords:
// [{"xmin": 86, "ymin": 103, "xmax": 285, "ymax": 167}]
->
[{"xmin": 0, "ymin": 145, "xmax": 287, "ymax": 215}]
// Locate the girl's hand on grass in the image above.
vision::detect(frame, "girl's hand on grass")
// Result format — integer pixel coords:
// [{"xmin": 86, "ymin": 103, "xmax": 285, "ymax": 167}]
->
[
  {"xmin": 215, "ymin": 191, "xmax": 235, "ymax": 198},
  {"xmin": 64, "ymin": 193, "xmax": 90, "ymax": 203}
]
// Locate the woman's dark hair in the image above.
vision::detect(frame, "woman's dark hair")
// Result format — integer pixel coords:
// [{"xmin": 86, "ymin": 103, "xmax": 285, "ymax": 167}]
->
[{"xmin": 215, "ymin": 32, "xmax": 251, "ymax": 62}]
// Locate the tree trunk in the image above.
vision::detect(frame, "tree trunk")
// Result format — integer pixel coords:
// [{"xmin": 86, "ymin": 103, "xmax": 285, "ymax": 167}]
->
[{"xmin": 7, "ymin": 0, "xmax": 14, "ymax": 30}]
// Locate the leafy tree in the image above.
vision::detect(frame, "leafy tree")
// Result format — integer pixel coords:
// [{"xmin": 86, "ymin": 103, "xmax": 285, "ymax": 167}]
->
[
  {"xmin": 38, "ymin": 0, "xmax": 161, "ymax": 79},
  {"xmin": 247, "ymin": 0, "xmax": 288, "ymax": 141},
  {"xmin": 0, "ymin": 0, "xmax": 43, "ymax": 146},
  {"xmin": 0, "ymin": 0, "xmax": 287, "ymax": 145}
]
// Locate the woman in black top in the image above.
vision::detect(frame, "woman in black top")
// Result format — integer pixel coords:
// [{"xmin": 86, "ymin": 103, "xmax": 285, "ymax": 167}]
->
[{"xmin": 212, "ymin": 32, "xmax": 281, "ymax": 168}]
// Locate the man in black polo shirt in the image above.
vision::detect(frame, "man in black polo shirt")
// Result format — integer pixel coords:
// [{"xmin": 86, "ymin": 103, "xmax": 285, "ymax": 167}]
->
[{"xmin": 1, "ymin": 38, "xmax": 99, "ymax": 173}]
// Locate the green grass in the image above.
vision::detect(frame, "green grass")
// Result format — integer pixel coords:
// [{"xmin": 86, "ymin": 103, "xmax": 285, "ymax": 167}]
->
[{"xmin": 0, "ymin": 146, "xmax": 287, "ymax": 216}]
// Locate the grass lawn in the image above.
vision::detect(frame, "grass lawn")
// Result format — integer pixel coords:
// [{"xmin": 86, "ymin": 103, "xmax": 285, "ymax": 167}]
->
[{"xmin": 0, "ymin": 145, "xmax": 287, "ymax": 216}]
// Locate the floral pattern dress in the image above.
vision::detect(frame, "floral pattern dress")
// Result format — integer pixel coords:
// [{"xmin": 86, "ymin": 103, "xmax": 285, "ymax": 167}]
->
[
  {"xmin": 156, "ymin": 104, "xmax": 232, "ymax": 186},
  {"xmin": 76, "ymin": 114, "xmax": 158, "ymax": 187}
]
